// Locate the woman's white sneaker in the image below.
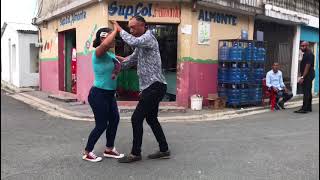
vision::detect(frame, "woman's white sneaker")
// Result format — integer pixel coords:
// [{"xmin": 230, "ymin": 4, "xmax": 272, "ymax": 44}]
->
[
  {"xmin": 82, "ymin": 152, "xmax": 102, "ymax": 162},
  {"xmin": 103, "ymin": 147, "xmax": 124, "ymax": 159}
]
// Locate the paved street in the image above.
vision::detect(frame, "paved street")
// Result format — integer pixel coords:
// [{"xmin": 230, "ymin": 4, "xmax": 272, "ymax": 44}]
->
[{"xmin": 1, "ymin": 91, "xmax": 319, "ymax": 180}]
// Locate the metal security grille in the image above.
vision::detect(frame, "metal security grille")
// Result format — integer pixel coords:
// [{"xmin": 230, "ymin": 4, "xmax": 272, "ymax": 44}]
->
[
  {"xmin": 265, "ymin": 42, "xmax": 292, "ymax": 83},
  {"xmin": 278, "ymin": 43, "xmax": 292, "ymax": 82}
]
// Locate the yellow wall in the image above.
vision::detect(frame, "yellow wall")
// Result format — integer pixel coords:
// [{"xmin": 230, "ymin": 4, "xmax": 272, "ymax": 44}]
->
[
  {"xmin": 40, "ymin": 2, "xmax": 110, "ymax": 59},
  {"xmin": 39, "ymin": 19, "xmax": 59, "ymax": 59},
  {"xmin": 108, "ymin": 0, "xmax": 180, "ymax": 23},
  {"xmin": 188, "ymin": 6, "xmax": 254, "ymax": 61},
  {"xmin": 177, "ymin": 3, "xmax": 193, "ymax": 59},
  {"xmin": 39, "ymin": 1, "xmax": 254, "ymax": 62},
  {"xmin": 39, "ymin": 0, "xmax": 182, "ymax": 59}
]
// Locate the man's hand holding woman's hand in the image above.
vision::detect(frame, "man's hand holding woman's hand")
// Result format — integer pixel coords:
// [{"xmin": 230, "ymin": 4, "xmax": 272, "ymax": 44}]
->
[
  {"xmin": 110, "ymin": 20, "xmax": 122, "ymax": 32},
  {"xmin": 116, "ymin": 55, "xmax": 127, "ymax": 63}
]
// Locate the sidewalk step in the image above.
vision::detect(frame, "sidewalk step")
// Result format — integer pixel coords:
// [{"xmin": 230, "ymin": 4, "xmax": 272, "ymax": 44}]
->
[
  {"xmin": 118, "ymin": 105, "xmax": 186, "ymax": 113},
  {"xmin": 1, "ymin": 80, "xmax": 37, "ymax": 93},
  {"xmin": 48, "ymin": 91, "xmax": 77, "ymax": 103}
]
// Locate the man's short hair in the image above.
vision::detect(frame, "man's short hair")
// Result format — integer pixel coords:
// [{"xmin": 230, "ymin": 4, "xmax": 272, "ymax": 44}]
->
[{"xmin": 131, "ymin": 15, "xmax": 146, "ymax": 24}]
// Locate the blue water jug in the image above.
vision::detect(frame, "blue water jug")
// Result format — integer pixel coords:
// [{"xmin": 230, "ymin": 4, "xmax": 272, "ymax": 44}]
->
[
  {"xmin": 257, "ymin": 46, "xmax": 266, "ymax": 61},
  {"xmin": 253, "ymin": 87, "xmax": 263, "ymax": 104},
  {"xmin": 218, "ymin": 83, "xmax": 228, "ymax": 98},
  {"xmin": 241, "ymin": 30, "xmax": 248, "ymax": 40},
  {"xmin": 229, "ymin": 42, "xmax": 238, "ymax": 61},
  {"xmin": 228, "ymin": 63, "xmax": 241, "ymax": 83},
  {"xmin": 254, "ymin": 68, "xmax": 264, "ymax": 83},
  {"xmin": 240, "ymin": 63, "xmax": 249, "ymax": 83},
  {"xmin": 238, "ymin": 43, "xmax": 243, "ymax": 61},
  {"xmin": 228, "ymin": 84, "xmax": 241, "ymax": 105},
  {"xmin": 245, "ymin": 43, "xmax": 258, "ymax": 61},
  {"xmin": 240, "ymin": 86, "xmax": 249, "ymax": 103},
  {"xmin": 218, "ymin": 63, "xmax": 228, "ymax": 83},
  {"xmin": 219, "ymin": 42, "xmax": 229, "ymax": 61},
  {"xmin": 218, "ymin": 69, "xmax": 228, "ymax": 83}
]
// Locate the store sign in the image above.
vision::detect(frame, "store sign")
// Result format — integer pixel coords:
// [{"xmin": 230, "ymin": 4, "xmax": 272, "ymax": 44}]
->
[
  {"xmin": 108, "ymin": 1, "xmax": 180, "ymax": 19},
  {"xmin": 60, "ymin": 10, "xmax": 87, "ymax": 26},
  {"xmin": 198, "ymin": 21, "xmax": 210, "ymax": 45},
  {"xmin": 198, "ymin": 9, "xmax": 237, "ymax": 26}
]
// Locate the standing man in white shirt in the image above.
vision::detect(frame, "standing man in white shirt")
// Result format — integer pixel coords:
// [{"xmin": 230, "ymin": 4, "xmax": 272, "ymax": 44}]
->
[{"xmin": 266, "ymin": 62, "xmax": 293, "ymax": 110}]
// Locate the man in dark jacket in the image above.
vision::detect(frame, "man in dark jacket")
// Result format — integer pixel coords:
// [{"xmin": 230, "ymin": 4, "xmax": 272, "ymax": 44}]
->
[{"xmin": 294, "ymin": 41, "xmax": 315, "ymax": 113}]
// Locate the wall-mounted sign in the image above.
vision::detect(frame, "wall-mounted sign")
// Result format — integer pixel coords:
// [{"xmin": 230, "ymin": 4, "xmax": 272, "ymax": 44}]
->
[
  {"xmin": 198, "ymin": 21, "xmax": 210, "ymax": 45},
  {"xmin": 181, "ymin": 25, "xmax": 192, "ymax": 35},
  {"xmin": 198, "ymin": 9, "xmax": 237, "ymax": 26},
  {"xmin": 108, "ymin": 1, "xmax": 180, "ymax": 19},
  {"xmin": 60, "ymin": 10, "xmax": 87, "ymax": 26}
]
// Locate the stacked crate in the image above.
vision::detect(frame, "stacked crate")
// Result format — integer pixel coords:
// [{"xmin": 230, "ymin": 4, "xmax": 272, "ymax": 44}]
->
[{"xmin": 218, "ymin": 39, "xmax": 267, "ymax": 107}]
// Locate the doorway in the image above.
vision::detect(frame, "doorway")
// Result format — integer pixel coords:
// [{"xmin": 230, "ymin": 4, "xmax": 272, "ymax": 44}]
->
[
  {"xmin": 58, "ymin": 29, "xmax": 76, "ymax": 93},
  {"xmin": 115, "ymin": 22, "xmax": 178, "ymax": 101}
]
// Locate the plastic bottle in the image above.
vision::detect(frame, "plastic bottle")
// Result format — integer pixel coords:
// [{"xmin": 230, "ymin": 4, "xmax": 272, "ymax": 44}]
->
[
  {"xmin": 219, "ymin": 42, "xmax": 229, "ymax": 61},
  {"xmin": 229, "ymin": 62, "xmax": 241, "ymax": 83},
  {"xmin": 218, "ymin": 62, "xmax": 228, "ymax": 83},
  {"xmin": 229, "ymin": 42, "xmax": 238, "ymax": 61},
  {"xmin": 238, "ymin": 43, "xmax": 243, "ymax": 61},
  {"xmin": 241, "ymin": 29, "xmax": 248, "ymax": 40},
  {"xmin": 258, "ymin": 46, "xmax": 266, "ymax": 61}
]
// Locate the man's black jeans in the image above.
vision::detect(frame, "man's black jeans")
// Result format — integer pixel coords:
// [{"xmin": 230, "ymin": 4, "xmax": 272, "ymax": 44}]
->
[
  {"xmin": 276, "ymin": 90, "xmax": 293, "ymax": 104},
  {"xmin": 302, "ymin": 75, "xmax": 314, "ymax": 111},
  {"xmin": 131, "ymin": 82, "xmax": 169, "ymax": 156},
  {"xmin": 85, "ymin": 87, "xmax": 120, "ymax": 152}
]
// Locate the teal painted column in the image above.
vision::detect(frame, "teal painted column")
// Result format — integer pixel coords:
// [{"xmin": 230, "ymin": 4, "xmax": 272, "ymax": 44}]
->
[{"xmin": 314, "ymin": 44, "xmax": 319, "ymax": 94}]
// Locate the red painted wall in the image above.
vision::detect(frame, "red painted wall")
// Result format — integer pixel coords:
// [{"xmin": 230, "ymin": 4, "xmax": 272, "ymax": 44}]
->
[
  {"xmin": 40, "ymin": 61, "xmax": 59, "ymax": 93},
  {"xmin": 176, "ymin": 61, "xmax": 218, "ymax": 107},
  {"xmin": 176, "ymin": 61, "xmax": 190, "ymax": 107}
]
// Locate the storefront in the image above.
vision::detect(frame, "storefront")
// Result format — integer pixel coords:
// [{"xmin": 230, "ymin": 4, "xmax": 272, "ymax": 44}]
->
[
  {"xmin": 177, "ymin": 5, "xmax": 254, "ymax": 107},
  {"xmin": 38, "ymin": 0, "xmax": 254, "ymax": 107}
]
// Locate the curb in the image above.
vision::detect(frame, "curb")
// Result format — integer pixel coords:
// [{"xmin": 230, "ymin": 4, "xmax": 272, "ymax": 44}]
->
[{"xmin": 2, "ymin": 86, "xmax": 319, "ymax": 123}]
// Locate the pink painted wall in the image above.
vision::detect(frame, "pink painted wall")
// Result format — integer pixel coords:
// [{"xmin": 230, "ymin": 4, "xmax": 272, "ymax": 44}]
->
[
  {"xmin": 76, "ymin": 54, "xmax": 94, "ymax": 103},
  {"xmin": 176, "ymin": 61, "xmax": 218, "ymax": 107},
  {"xmin": 176, "ymin": 61, "xmax": 190, "ymax": 107},
  {"xmin": 40, "ymin": 61, "xmax": 59, "ymax": 93},
  {"xmin": 40, "ymin": 56, "xmax": 218, "ymax": 108}
]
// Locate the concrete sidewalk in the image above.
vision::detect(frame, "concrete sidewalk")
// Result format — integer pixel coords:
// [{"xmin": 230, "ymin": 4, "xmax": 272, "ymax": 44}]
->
[{"xmin": 2, "ymin": 82, "xmax": 319, "ymax": 122}]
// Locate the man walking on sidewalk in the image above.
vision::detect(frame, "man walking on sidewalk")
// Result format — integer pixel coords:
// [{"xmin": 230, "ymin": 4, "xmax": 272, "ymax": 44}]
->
[
  {"xmin": 295, "ymin": 41, "xmax": 315, "ymax": 113},
  {"xmin": 111, "ymin": 16, "xmax": 170, "ymax": 163}
]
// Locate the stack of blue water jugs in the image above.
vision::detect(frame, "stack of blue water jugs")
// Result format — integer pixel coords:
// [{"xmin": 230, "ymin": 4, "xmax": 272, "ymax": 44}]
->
[{"xmin": 218, "ymin": 40, "xmax": 266, "ymax": 106}]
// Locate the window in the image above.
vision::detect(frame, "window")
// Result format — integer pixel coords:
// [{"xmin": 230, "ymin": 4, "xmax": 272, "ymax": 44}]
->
[
  {"xmin": 29, "ymin": 44, "xmax": 39, "ymax": 73},
  {"xmin": 12, "ymin": 44, "xmax": 16, "ymax": 72}
]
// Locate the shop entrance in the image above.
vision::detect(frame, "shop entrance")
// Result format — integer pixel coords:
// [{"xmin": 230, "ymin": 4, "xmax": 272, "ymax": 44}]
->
[
  {"xmin": 254, "ymin": 20, "xmax": 295, "ymax": 87},
  {"xmin": 58, "ymin": 29, "xmax": 76, "ymax": 93},
  {"xmin": 115, "ymin": 23, "xmax": 178, "ymax": 101}
]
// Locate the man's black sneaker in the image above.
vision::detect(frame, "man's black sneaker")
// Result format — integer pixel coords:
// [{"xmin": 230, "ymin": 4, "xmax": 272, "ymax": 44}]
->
[
  {"xmin": 294, "ymin": 109, "xmax": 308, "ymax": 113},
  {"xmin": 118, "ymin": 154, "xmax": 142, "ymax": 163},
  {"xmin": 147, "ymin": 150, "xmax": 170, "ymax": 159},
  {"xmin": 278, "ymin": 101, "xmax": 285, "ymax": 109}
]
